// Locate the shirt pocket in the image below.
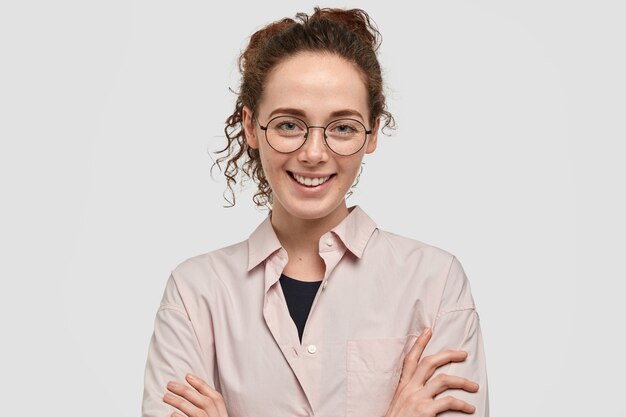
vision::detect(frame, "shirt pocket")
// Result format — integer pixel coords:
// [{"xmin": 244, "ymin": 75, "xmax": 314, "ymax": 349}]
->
[{"xmin": 346, "ymin": 335, "xmax": 417, "ymax": 417}]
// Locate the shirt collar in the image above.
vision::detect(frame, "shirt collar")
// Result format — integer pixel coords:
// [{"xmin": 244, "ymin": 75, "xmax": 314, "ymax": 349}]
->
[{"xmin": 246, "ymin": 205, "xmax": 378, "ymax": 272}]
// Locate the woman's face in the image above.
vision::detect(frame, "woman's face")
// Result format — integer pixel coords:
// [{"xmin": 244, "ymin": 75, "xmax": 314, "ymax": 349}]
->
[{"xmin": 242, "ymin": 51, "xmax": 379, "ymax": 222}]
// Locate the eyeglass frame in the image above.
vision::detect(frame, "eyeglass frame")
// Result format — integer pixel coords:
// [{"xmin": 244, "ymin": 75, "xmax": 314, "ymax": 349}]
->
[{"xmin": 252, "ymin": 113, "xmax": 373, "ymax": 156}]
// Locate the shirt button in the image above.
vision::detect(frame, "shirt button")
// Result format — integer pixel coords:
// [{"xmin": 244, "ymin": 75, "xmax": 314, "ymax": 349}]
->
[
  {"xmin": 307, "ymin": 344, "xmax": 317, "ymax": 354},
  {"xmin": 325, "ymin": 240, "xmax": 333, "ymax": 247}
]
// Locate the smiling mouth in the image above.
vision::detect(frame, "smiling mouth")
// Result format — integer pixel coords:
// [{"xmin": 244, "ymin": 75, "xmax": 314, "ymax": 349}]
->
[{"xmin": 287, "ymin": 171, "xmax": 336, "ymax": 187}]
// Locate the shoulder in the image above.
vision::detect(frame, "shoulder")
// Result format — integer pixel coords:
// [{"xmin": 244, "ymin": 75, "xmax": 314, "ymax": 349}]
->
[
  {"xmin": 371, "ymin": 227, "xmax": 457, "ymax": 266},
  {"xmin": 370, "ymin": 228, "xmax": 468, "ymax": 291},
  {"xmin": 170, "ymin": 239, "xmax": 249, "ymax": 289},
  {"xmin": 373, "ymin": 228, "xmax": 475, "ymax": 308}
]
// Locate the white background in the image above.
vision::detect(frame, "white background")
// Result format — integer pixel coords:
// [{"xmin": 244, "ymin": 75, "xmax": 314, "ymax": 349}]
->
[{"xmin": 1, "ymin": 0, "xmax": 624, "ymax": 415}]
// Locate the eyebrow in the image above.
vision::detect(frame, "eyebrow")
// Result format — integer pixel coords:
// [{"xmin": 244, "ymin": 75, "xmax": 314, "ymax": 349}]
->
[{"xmin": 267, "ymin": 107, "xmax": 365, "ymax": 121}]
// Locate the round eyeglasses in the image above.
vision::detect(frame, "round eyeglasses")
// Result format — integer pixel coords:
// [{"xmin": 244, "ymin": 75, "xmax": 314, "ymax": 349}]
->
[{"xmin": 254, "ymin": 114, "xmax": 372, "ymax": 156}]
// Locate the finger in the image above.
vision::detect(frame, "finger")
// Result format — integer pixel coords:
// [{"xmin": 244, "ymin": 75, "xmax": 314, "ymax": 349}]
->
[
  {"xmin": 412, "ymin": 349, "xmax": 469, "ymax": 386},
  {"xmin": 186, "ymin": 374, "xmax": 229, "ymax": 417},
  {"xmin": 429, "ymin": 395, "xmax": 476, "ymax": 414},
  {"xmin": 163, "ymin": 391, "xmax": 202, "ymax": 417},
  {"xmin": 398, "ymin": 328, "xmax": 432, "ymax": 389},
  {"xmin": 423, "ymin": 373, "xmax": 479, "ymax": 398},
  {"xmin": 165, "ymin": 381, "xmax": 220, "ymax": 417}
]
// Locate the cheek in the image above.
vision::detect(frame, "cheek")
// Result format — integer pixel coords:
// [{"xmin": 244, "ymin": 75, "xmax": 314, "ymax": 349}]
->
[
  {"xmin": 257, "ymin": 147, "xmax": 271, "ymax": 172},
  {"xmin": 258, "ymin": 151, "xmax": 286, "ymax": 183},
  {"xmin": 342, "ymin": 158, "xmax": 364, "ymax": 178}
]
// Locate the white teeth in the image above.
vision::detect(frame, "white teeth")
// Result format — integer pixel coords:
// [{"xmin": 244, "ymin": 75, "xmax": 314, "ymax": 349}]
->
[{"xmin": 292, "ymin": 173, "xmax": 331, "ymax": 187}]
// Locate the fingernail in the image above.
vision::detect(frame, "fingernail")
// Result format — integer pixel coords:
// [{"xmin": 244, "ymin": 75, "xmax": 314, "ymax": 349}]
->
[
  {"xmin": 186, "ymin": 373, "xmax": 197, "ymax": 381},
  {"xmin": 424, "ymin": 328, "xmax": 432, "ymax": 336}
]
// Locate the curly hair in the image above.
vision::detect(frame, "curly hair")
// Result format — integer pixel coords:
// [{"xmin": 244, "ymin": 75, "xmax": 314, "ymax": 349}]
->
[{"xmin": 211, "ymin": 7, "xmax": 396, "ymax": 209}]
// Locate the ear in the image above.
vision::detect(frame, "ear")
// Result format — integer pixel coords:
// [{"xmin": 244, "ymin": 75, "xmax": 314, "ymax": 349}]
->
[
  {"xmin": 242, "ymin": 105, "xmax": 259, "ymax": 149},
  {"xmin": 365, "ymin": 116, "xmax": 380, "ymax": 154}
]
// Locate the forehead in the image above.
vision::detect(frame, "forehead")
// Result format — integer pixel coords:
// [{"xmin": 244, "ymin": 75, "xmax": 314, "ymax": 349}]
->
[{"xmin": 259, "ymin": 51, "xmax": 369, "ymax": 119}]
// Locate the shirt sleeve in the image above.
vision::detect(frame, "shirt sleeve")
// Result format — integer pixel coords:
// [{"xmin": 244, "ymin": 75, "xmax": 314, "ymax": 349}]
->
[
  {"xmin": 141, "ymin": 273, "xmax": 218, "ymax": 417},
  {"xmin": 421, "ymin": 256, "xmax": 490, "ymax": 417}
]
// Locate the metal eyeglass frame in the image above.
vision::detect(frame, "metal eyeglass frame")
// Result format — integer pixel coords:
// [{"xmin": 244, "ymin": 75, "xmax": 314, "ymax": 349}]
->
[{"xmin": 253, "ymin": 113, "xmax": 372, "ymax": 156}]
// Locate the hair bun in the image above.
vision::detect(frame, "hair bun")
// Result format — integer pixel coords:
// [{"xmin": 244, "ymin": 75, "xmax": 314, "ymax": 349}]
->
[{"xmin": 298, "ymin": 7, "xmax": 382, "ymax": 52}]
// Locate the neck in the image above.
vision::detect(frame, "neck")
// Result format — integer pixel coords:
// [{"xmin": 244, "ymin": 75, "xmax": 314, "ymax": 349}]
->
[{"xmin": 270, "ymin": 202, "xmax": 351, "ymax": 255}]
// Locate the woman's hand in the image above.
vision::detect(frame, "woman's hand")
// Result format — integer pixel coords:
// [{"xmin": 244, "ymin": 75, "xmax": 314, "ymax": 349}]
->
[
  {"xmin": 163, "ymin": 373, "xmax": 229, "ymax": 417},
  {"xmin": 384, "ymin": 328, "xmax": 479, "ymax": 417}
]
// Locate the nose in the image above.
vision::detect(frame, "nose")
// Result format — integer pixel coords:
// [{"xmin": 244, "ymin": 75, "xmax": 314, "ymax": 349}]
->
[{"xmin": 298, "ymin": 126, "xmax": 329, "ymax": 164}]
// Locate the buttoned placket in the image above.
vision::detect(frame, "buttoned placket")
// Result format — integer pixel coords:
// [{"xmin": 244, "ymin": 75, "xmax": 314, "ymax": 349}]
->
[
  {"xmin": 262, "ymin": 247, "xmax": 315, "ymax": 412},
  {"xmin": 261, "ymin": 233, "xmax": 347, "ymax": 415}
]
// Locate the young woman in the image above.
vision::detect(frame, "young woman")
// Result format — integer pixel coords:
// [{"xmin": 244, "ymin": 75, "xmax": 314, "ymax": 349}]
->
[{"xmin": 142, "ymin": 7, "xmax": 489, "ymax": 417}]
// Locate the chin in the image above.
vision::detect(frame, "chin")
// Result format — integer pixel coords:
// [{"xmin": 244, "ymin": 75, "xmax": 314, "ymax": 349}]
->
[{"xmin": 277, "ymin": 195, "xmax": 346, "ymax": 221}]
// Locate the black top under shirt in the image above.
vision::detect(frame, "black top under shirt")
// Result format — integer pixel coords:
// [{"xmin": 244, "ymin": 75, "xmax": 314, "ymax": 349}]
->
[{"xmin": 279, "ymin": 273, "xmax": 322, "ymax": 343}]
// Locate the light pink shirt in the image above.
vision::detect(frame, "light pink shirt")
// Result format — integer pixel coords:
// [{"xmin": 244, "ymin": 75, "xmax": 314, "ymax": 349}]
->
[{"xmin": 142, "ymin": 205, "xmax": 489, "ymax": 417}]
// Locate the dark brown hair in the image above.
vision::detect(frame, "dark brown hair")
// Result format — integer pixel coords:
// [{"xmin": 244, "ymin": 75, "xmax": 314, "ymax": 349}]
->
[{"xmin": 211, "ymin": 7, "xmax": 396, "ymax": 209}]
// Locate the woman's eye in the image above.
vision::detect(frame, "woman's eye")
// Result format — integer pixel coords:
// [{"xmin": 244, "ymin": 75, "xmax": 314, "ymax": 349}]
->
[
  {"xmin": 334, "ymin": 124, "xmax": 356, "ymax": 133},
  {"xmin": 278, "ymin": 122, "xmax": 298, "ymax": 131}
]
